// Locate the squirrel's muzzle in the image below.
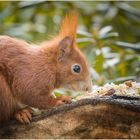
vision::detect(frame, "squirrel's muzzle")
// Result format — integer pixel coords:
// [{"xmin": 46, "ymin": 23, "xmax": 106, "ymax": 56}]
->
[{"xmin": 79, "ymin": 79, "xmax": 93, "ymax": 93}]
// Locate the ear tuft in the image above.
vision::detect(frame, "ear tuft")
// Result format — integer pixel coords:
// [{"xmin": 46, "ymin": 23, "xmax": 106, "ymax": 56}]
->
[
  {"xmin": 57, "ymin": 36, "xmax": 73, "ymax": 61},
  {"xmin": 59, "ymin": 11, "xmax": 78, "ymax": 40}
]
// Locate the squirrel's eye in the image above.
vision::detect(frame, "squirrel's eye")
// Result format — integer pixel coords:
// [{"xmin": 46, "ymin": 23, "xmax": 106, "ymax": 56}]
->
[{"xmin": 71, "ymin": 64, "xmax": 81, "ymax": 74}]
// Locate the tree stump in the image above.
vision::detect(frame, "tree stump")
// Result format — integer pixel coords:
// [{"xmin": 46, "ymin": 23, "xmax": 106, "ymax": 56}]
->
[{"xmin": 0, "ymin": 95, "xmax": 140, "ymax": 139}]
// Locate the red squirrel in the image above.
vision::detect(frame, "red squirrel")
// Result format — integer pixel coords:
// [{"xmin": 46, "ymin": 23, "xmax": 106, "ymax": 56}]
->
[{"xmin": 0, "ymin": 13, "xmax": 92, "ymax": 124}]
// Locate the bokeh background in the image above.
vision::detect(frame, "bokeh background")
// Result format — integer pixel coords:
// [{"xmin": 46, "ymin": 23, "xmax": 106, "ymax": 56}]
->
[{"xmin": 0, "ymin": 1, "xmax": 140, "ymax": 96}]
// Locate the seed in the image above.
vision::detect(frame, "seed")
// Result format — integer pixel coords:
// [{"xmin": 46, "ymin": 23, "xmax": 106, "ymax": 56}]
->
[
  {"xmin": 106, "ymin": 88, "xmax": 116, "ymax": 95},
  {"xmin": 125, "ymin": 81, "xmax": 132, "ymax": 87},
  {"xmin": 138, "ymin": 88, "xmax": 140, "ymax": 94}
]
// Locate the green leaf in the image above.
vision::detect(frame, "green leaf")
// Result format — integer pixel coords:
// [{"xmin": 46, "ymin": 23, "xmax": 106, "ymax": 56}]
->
[
  {"xmin": 107, "ymin": 76, "xmax": 136, "ymax": 83},
  {"xmin": 77, "ymin": 30, "xmax": 92, "ymax": 37},
  {"xmin": 99, "ymin": 32, "xmax": 118, "ymax": 39},
  {"xmin": 94, "ymin": 53, "xmax": 104, "ymax": 73},
  {"xmin": 99, "ymin": 26, "xmax": 113, "ymax": 36},
  {"xmin": 117, "ymin": 2, "xmax": 140, "ymax": 18},
  {"xmin": 114, "ymin": 41, "xmax": 140, "ymax": 52},
  {"xmin": 117, "ymin": 61, "xmax": 129, "ymax": 76},
  {"xmin": 77, "ymin": 38, "xmax": 94, "ymax": 48}
]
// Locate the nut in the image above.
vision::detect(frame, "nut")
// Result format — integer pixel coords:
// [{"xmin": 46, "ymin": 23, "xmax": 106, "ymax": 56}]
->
[
  {"xmin": 125, "ymin": 81, "xmax": 132, "ymax": 87},
  {"xmin": 106, "ymin": 88, "xmax": 116, "ymax": 95}
]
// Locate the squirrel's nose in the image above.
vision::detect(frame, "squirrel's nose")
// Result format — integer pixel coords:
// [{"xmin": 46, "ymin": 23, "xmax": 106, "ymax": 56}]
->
[{"xmin": 80, "ymin": 80, "xmax": 93, "ymax": 93}]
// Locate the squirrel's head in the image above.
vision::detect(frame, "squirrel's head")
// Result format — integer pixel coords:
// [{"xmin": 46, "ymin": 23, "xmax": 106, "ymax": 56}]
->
[{"xmin": 54, "ymin": 12, "xmax": 92, "ymax": 92}]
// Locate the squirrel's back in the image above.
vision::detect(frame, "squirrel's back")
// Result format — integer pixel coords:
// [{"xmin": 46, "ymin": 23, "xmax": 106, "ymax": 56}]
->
[{"xmin": 0, "ymin": 36, "xmax": 28, "ymax": 123}]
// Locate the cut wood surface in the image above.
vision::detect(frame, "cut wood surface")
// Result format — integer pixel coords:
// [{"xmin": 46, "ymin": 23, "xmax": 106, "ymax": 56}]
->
[{"xmin": 0, "ymin": 95, "xmax": 140, "ymax": 139}]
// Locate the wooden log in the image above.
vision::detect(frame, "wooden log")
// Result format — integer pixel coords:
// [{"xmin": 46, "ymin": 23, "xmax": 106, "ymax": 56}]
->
[{"xmin": 0, "ymin": 95, "xmax": 140, "ymax": 139}]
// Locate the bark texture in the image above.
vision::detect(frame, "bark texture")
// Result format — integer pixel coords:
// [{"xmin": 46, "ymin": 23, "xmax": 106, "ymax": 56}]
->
[{"xmin": 0, "ymin": 95, "xmax": 140, "ymax": 139}]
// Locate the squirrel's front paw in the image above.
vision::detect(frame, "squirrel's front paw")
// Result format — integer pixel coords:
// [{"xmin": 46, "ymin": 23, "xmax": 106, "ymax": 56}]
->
[
  {"xmin": 58, "ymin": 95, "xmax": 72, "ymax": 104},
  {"xmin": 14, "ymin": 107, "xmax": 33, "ymax": 124},
  {"xmin": 55, "ymin": 95, "xmax": 72, "ymax": 106}
]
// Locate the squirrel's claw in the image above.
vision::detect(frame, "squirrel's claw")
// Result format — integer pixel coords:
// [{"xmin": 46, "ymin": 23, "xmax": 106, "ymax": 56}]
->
[
  {"xmin": 55, "ymin": 95, "xmax": 72, "ymax": 106},
  {"xmin": 61, "ymin": 96, "xmax": 72, "ymax": 104},
  {"xmin": 14, "ymin": 107, "xmax": 33, "ymax": 124}
]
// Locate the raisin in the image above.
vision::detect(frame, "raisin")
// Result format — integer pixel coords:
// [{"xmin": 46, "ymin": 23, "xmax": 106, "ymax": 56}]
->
[{"xmin": 106, "ymin": 88, "xmax": 116, "ymax": 95}]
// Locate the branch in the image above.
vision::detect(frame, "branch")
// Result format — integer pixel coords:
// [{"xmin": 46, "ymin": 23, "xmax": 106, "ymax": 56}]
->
[{"xmin": 0, "ymin": 95, "xmax": 140, "ymax": 139}]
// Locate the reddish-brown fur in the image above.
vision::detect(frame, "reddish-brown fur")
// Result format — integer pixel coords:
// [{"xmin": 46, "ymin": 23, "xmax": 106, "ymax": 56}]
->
[{"xmin": 0, "ymin": 13, "xmax": 92, "ymax": 123}]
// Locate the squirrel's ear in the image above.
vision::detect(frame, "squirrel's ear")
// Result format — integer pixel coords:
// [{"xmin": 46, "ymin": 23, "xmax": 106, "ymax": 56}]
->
[
  {"xmin": 57, "ymin": 36, "xmax": 73, "ymax": 61},
  {"xmin": 58, "ymin": 12, "xmax": 78, "ymax": 40}
]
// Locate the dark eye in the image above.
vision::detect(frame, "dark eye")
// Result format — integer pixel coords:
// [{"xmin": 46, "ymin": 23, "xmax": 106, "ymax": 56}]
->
[{"xmin": 71, "ymin": 64, "xmax": 81, "ymax": 74}]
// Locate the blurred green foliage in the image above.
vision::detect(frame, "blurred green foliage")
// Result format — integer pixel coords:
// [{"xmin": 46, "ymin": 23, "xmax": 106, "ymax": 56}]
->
[{"xmin": 0, "ymin": 1, "xmax": 140, "ymax": 87}]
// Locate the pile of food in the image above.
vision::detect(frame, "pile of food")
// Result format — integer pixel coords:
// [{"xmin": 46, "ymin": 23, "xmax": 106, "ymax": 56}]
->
[{"xmin": 76, "ymin": 81, "xmax": 140, "ymax": 100}]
